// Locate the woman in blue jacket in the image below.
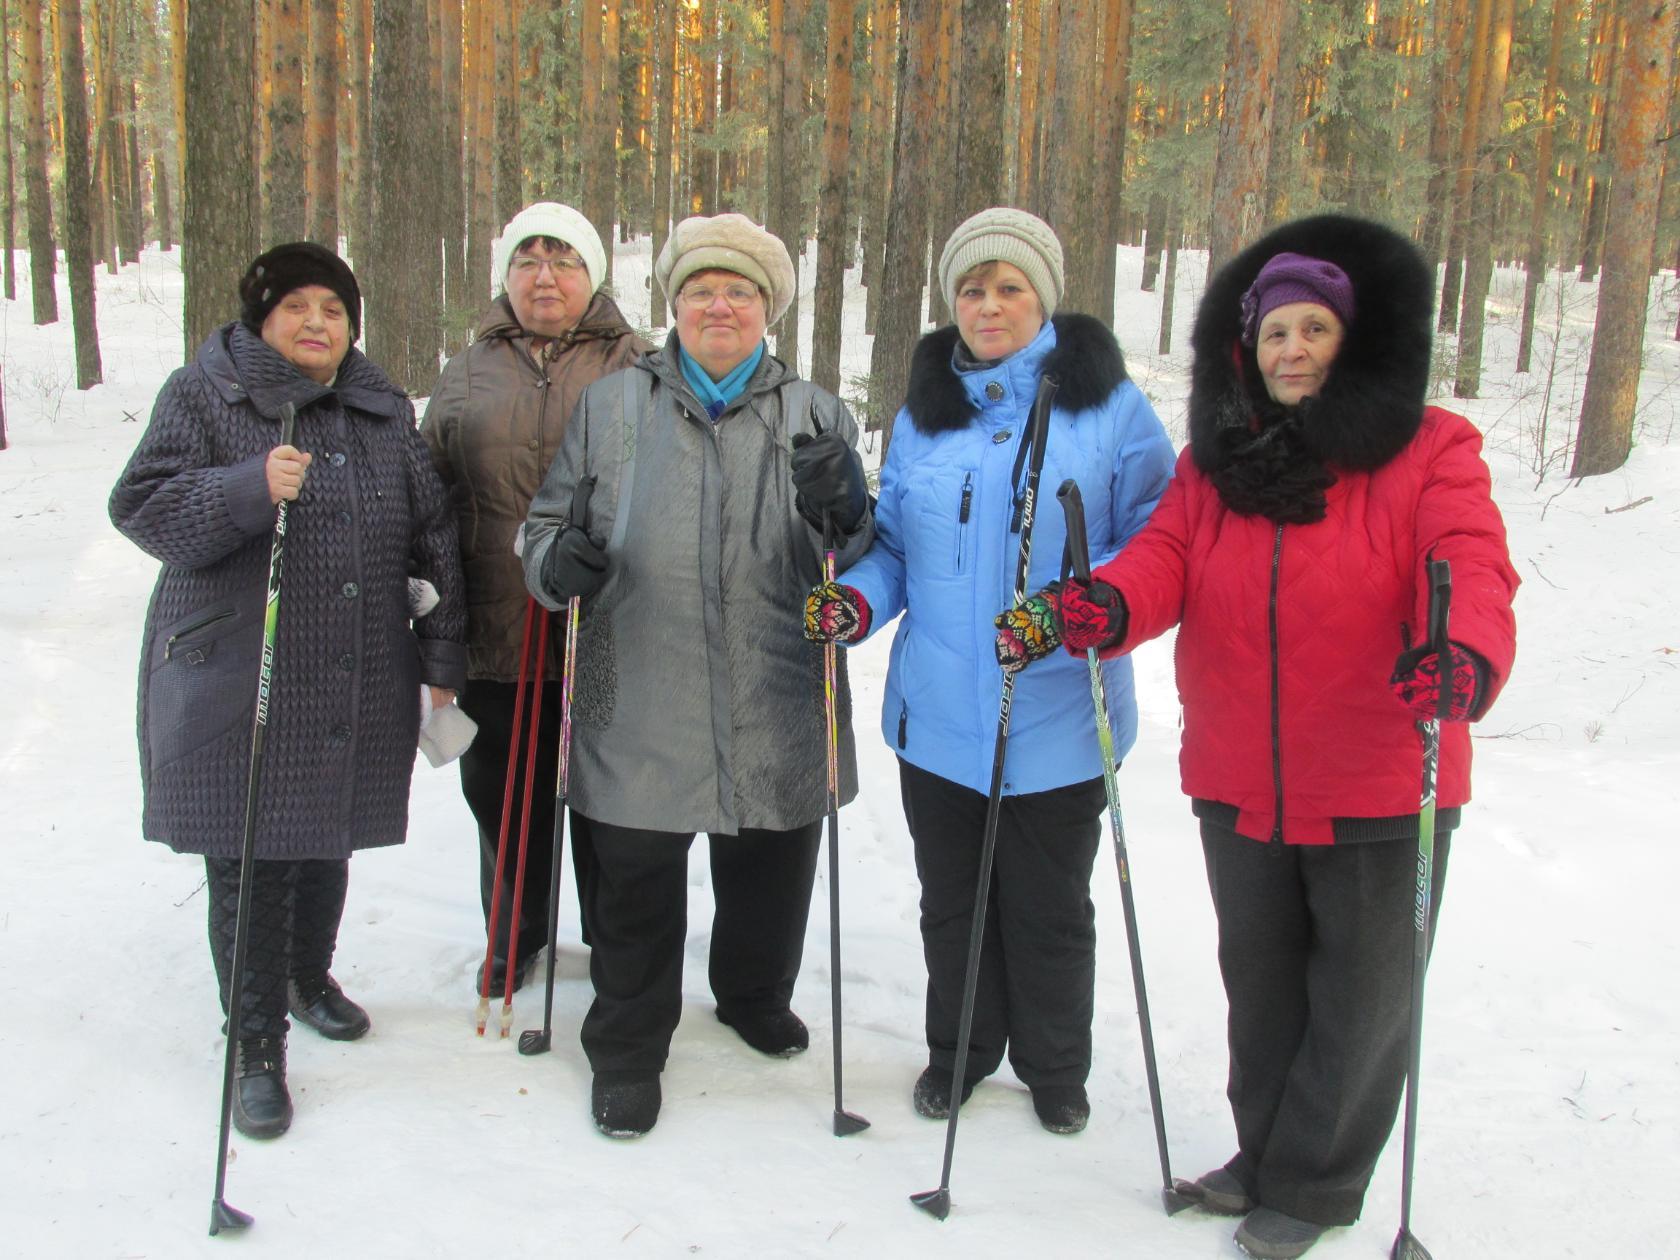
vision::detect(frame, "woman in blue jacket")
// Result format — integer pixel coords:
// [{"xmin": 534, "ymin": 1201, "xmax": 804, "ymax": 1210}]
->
[{"xmin": 807, "ymin": 208, "xmax": 1174, "ymax": 1133}]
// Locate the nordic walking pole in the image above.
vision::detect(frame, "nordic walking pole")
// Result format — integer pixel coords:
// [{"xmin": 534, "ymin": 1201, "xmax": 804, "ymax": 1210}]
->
[
  {"xmin": 520, "ymin": 475, "xmax": 596, "ymax": 1057},
  {"xmin": 911, "ymin": 375, "xmax": 1057, "ymax": 1221},
  {"xmin": 499, "ymin": 612, "xmax": 551, "ymax": 1037},
  {"xmin": 477, "ymin": 598, "xmax": 541, "ymax": 1035},
  {"xmin": 1056, "ymin": 480, "xmax": 1191, "ymax": 1217},
  {"xmin": 822, "ymin": 506, "xmax": 870, "ymax": 1137},
  {"xmin": 209, "ymin": 401, "xmax": 300, "ymax": 1236},
  {"xmin": 1391, "ymin": 558, "xmax": 1451, "ymax": 1260}
]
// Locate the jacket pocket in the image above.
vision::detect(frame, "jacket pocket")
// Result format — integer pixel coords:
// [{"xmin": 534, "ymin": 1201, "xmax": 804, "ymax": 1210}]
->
[{"xmin": 145, "ymin": 604, "xmax": 261, "ymax": 770}]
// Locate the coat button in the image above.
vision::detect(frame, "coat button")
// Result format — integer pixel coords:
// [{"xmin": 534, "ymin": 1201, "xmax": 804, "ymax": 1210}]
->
[
  {"xmin": 338, "ymin": 653, "xmax": 355, "ymax": 671},
  {"xmin": 331, "ymin": 724, "xmax": 351, "ymax": 744},
  {"xmin": 342, "ymin": 582, "xmax": 359, "ymax": 598},
  {"xmin": 985, "ymin": 381, "xmax": 1004, "ymax": 401},
  {"xmin": 330, "ymin": 452, "xmax": 346, "ymax": 467},
  {"xmin": 338, "ymin": 510, "xmax": 352, "ymax": 526}
]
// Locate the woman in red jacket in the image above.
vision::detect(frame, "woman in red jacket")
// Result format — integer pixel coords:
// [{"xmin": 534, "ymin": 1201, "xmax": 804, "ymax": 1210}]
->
[{"xmin": 996, "ymin": 215, "xmax": 1518, "ymax": 1259}]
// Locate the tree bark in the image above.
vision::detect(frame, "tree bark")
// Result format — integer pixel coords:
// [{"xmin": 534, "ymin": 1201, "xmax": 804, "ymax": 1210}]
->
[
  {"xmin": 493, "ymin": 0, "xmax": 521, "ymax": 229},
  {"xmin": 2, "ymin": 0, "xmax": 16, "ymax": 301},
  {"xmin": 770, "ymin": 0, "xmax": 805, "ymax": 371},
  {"xmin": 56, "ymin": 0, "xmax": 103, "ymax": 386},
  {"xmin": 653, "ymin": 0, "xmax": 676, "ymax": 317},
  {"xmin": 1573, "ymin": 0, "xmax": 1679, "ymax": 477},
  {"xmin": 369, "ymin": 0, "xmax": 441, "ymax": 391},
  {"xmin": 1516, "ymin": 0, "xmax": 1573, "ymax": 375},
  {"xmin": 1419, "ymin": 0, "xmax": 1466, "ymax": 278},
  {"xmin": 440, "ymin": 0, "xmax": 467, "ymax": 350},
  {"xmin": 18, "ymin": 0, "xmax": 58, "ymax": 324},
  {"xmin": 812, "ymin": 0, "xmax": 856, "ymax": 393},
  {"xmin": 1453, "ymin": 0, "xmax": 1514, "ymax": 398},
  {"xmin": 953, "ymin": 0, "xmax": 1005, "ymax": 225},
  {"xmin": 602, "ymin": 0, "xmax": 621, "ymax": 251},
  {"xmin": 1092, "ymin": 0, "xmax": 1133, "ymax": 324},
  {"xmin": 307, "ymin": 0, "xmax": 340, "ymax": 247},
  {"xmin": 268, "ymin": 0, "xmax": 307, "ymax": 242},
  {"xmin": 1207, "ymin": 0, "xmax": 1285, "ymax": 279},
  {"xmin": 861, "ymin": 0, "xmax": 895, "ymax": 332},
  {"xmin": 870, "ymin": 0, "xmax": 936, "ymax": 456},
  {"xmin": 1438, "ymin": 0, "xmax": 1493, "ymax": 333},
  {"xmin": 1049, "ymin": 0, "xmax": 1101, "ymax": 315},
  {"xmin": 922, "ymin": 0, "xmax": 958, "ymax": 326},
  {"xmin": 467, "ymin": 0, "xmax": 494, "ymax": 297}
]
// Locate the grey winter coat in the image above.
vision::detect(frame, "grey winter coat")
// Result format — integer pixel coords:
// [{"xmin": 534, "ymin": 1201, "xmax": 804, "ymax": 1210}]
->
[
  {"xmin": 522, "ymin": 338, "xmax": 873, "ymax": 835},
  {"xmin": 110, "ymin": 322, "xmax": 467, "ymax": 859}
]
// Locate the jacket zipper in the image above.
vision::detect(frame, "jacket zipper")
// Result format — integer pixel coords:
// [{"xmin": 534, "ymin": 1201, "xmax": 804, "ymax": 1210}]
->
[
  {"xmin": 897, "ymin": 701, "xmax": 908, "ymax": 750},
  {"xmin": 165, "ymin": 610, "xmax": 235, "ymax": 659},
  {"xmin": 956, "ymin": 471, "xmax": 973, "ymax": 570},
  {"xmin": 1268, "ymin": 524, "xmax": 1285, "ymax": 854}
]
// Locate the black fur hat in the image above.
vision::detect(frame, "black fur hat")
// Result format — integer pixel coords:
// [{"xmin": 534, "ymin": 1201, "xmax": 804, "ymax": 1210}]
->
[
  {"xmin": 1189, "ymin": 214, "xmax": 1433, "ymax": 477},
  {"xmin": 238, "ymin": 241, "xmax": 362, "ymax": 339}
]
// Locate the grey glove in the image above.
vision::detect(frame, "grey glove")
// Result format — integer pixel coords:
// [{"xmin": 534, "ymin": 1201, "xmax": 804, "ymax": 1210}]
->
[{"xmin": 541, "ymin": 523, "xmax": 609, "ymax": 601}]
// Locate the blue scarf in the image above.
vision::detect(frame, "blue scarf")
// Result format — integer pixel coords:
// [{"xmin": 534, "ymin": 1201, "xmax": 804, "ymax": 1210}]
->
[{"xmin": 679, "ymin": 342, "xmax": 765, "ymax": 420}]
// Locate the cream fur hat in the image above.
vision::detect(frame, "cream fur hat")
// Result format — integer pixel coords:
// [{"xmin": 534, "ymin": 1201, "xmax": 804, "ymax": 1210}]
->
[
  {"xmin": 655, "ymin": 213, "xmax": 796, "ymax": 327},
  {"xmin": 492, "ymin": 202, "xmax": 608, "ymax": 296},
  {"xmin": 938, "ymin": 206, "xmax": 1065, "ymax": 317}
]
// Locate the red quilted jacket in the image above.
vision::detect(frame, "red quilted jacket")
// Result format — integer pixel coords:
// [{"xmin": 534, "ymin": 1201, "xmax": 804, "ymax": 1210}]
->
[{"xmin": 1094, "ymin": 406, "xmax": 1519, "ymax": 845}]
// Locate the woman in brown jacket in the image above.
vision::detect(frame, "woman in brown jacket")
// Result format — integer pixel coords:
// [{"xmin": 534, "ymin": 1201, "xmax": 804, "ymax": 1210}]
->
[{"xmin": 422, "ymin": 202, "xmax": 649, "ymax": 991}]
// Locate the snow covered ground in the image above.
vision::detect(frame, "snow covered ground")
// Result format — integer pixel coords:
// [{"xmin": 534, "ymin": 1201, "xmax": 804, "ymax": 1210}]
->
[{"xmin": 3, "ymin": 241, "xmax": 1676, "ymax": 1259}]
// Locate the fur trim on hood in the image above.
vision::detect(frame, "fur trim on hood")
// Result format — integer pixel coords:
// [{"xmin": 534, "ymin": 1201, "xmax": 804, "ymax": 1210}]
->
[
  {"xmin": 1189, "ymin": 215, "xmax": 1433, "ymax": 475},
  {"xmin": 905, "ymin": 312, "xmax": 1128, "ymax": 435}
]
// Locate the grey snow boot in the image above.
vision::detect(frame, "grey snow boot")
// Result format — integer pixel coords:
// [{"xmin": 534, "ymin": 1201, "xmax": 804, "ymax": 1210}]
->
[
  {"xmin": 1234, "ymin": 1207, "xmax": 1331, "ymax": 1260},
  {"xmin": 1174, "ymin": 1164, "xmax": 1258, "ymax": 1215}
]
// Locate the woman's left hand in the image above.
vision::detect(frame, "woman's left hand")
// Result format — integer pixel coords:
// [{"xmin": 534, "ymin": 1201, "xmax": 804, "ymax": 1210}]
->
[{"xmin": 427, "ymin": 686, "xmax": 457, "ymax": 714}]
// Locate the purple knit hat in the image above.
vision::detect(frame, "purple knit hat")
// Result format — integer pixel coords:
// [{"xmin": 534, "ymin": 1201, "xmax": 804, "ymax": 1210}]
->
[{"xmin": 1239, "ymin": 252, "xmax": 1355, "ymax": 345}]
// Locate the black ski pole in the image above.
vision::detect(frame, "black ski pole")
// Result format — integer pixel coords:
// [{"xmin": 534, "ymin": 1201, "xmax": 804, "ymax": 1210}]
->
[
  {"xmin": 1056, "ymin": 480, "xmax": 1191, "ymax": 1216},
  {"xmin": 520, "ymin": 475, "xmax": 596, "ymax": 1057},
  {"xmin": 821, "ymin": 507, "xmax": 870, "ymax": 1136},
  {"xmin": 1391, "ymin": 557, "xmax": 1451, "ymax": 1260},
  {"xmin": 911, "ymin": 374, "xmax": 1057, "ymax": 1221},
  {"xmin": 209, "ymin": 401, "xmax": 300, "ymax": 1236}
]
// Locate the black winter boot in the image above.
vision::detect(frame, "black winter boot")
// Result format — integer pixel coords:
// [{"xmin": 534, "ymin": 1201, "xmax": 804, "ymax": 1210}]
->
[
  {"xmin": 591, "ymin": 1071, "xmax": 662, "ymax": 1138},
  {"xmin": 911, "ymin": 1066, "xmax": 977, "ymax": 1120},
  {"xmin": 288, "ymin": 972, "xmax": 371, "ymax": 1041},
  {"xmin": 1174, "ymin": 1164, "xmax": 1258, "ymax": 1216},
  {"xmin": 1030, "ymin": 1084, "xmax": 1090, "ymax": 1134},
  {"xmin": 1235, "ymin": 1207, "xmax": 1331, "ymax": 1260},
  {"xmin": 716, "ymin": 1007, "xmax": 809, "ymax": 1057},
  {"xmin": 233, "ymin": 1035, "xmax": 293, "ymax": 1139}
]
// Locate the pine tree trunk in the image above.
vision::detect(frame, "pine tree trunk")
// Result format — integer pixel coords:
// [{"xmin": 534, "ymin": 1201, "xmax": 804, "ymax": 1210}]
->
[
  {"xmin": 308, "ymin": 0, "xmax": 340, "ymax": 247},
  {"xmin": 468, "ymin": 0, "xmax": 495, "ymax": 297},
  {"xmin": 170, "ymin": 0, "xmax": 186, "ymax": 211},
  {"xmin": 1016, "ymin": 0, "xmax": 1040, "ymax": 211},
  {"xmin": 440, "ymin": 0, "xmax": 467, "ymax": 351},
  {"xmin": 1157, "ymin": 197, "xmax": 1181, "ymax": 355},
  {"xmin": 369, "ymin": 0, "xmax": 441, "ymax": 392},
  {"xmin": 1092, "ymin": 0, "xmax": 1133, "ymax": 325},
  {"xmin": 602, "ymin": 0, "xmax": 620, "ymax": 254},
  {"xmin": 653, "ymin": 0, "xmax": 676, "ymax": 317},
  {"xmin": 3, "ymin": 0, "xmax": 16, "ymax": 302},
  {"xmin": 1207, "ymin": 0, "xmax": 1285, "ymax": 279},
  {"xmin": 1439, "ymin": 0, "xmax": 1493, "ymax": 334},
  {"xmin": 1578, "ymin": 3, "xmax": 1618, "ymax": 281},
  {"xmin": 771, "ymin": 0, "xmax": 805, "ymax": 372},
  {"xmin": 18, "ymin": 0, "xmax": 58, "ymax": 325},
  {"xmin": 922, "ymin": 0, "xmax": 958, "ymax": 326},
  {"xmin": 344, "ymin": 0, "xmax": 369, "ymax": 266},
  {"xmin": 1260, "ymin": 0, "xmax": 1300, "ymax": 228},
  {"xmin": 581, "ymin": 0, "xmax": 611, "ymax": 256},
  {"xmin": 1049, "ymin": 1, "xmax": 1101, "ymax": 315},
  {"xmin": 1573, "ymin": 0, "xmax": 1678, "ymax": 477},
  {"xmin": 811, "ymin": 0, "xmax": 856, "ymax": 393},
  {"xmin": 56, "ymin": 0, "xmax": 103, "ymax": 386},
  {"xmin": 1140, "ymin": 190, "xmax": 1165, "ymax": 291},
  {"xmin": 1516, "ymin": 0, "xmax": 1572, "ymax": 375},
  {"xmin": 953, "ymin": 0, "xmax": 1004, "ymax": 225},
  {"xmin": 268, "ymin": 0, "xmax": 307, "ymax": 242},
  {"xmin": 861, "ymin": 0, "xmax": 895, "ymax": 333},
  {"xmin": 870, "ymin": 0, "xmax": 936, "ymax": 457},
  {"xmin": 493, "ymin": 1, "xmax": 521, "ymax": 230},
  {"xmin": 1454, "ymin": 0, "xmax": 1514, "ymax": 398},
  {"xmin": 1419, "ymin": 0, "xmax": 1467, "ymax": 277}
]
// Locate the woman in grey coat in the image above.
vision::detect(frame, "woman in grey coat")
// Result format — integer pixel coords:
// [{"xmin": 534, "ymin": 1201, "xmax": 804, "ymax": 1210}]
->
[
  {"xmin": 523, "ymin": 213, "xmax": 873, "ymax": 1138},
  {"xmin": 110, "ymin": 243, "xmax": 466, "ymax": 1139}
]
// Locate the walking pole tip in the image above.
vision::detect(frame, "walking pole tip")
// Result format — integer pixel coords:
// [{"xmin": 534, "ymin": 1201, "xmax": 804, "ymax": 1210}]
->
[
  {"xmin": 517, "ymin": 1028, "xmax": 552, "ymax": 1056},
  {"xmin": 832, "ymin": 1108, "xmax": 870, "ymax": 1137},
  {"xmin": 909, "ymin": 1187, "xmax": 951, "ymax": 1220},
  {"xmin": 1162, "ymin": 1183, "xmax": 1195, "ymax": 1215},
  {"xmin": 209, "ymin": 1198, "xmax": 253, "ymax": 1236},
  {"xmin": 1391, "ymin": 1229, "xmax": 1434, "ymax": 1260}
]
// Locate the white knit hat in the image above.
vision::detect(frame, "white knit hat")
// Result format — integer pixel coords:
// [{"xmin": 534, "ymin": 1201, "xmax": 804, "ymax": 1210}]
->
[
  {"xmin": 938, "ymin": 207, "xmax": 1065, "ymax": 317},
  {"xmin": 492, "ymin": 202, "xmax": 608, "ymax": 296},
  {"xmin": 654, "ymin": 213, "xmax": 797, "ymax": 327}
]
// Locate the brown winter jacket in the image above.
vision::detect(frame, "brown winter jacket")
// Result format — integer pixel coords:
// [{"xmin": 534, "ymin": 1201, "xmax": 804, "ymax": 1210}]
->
[{"xmin": 421, "ymin": 291, "xmax": 648, "ymax": 681}]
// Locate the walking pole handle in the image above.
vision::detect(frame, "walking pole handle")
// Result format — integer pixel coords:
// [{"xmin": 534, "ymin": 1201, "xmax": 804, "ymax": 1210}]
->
[
  {"xmin": 279, "ymin": 401, "xmax": 297, "ymax": 450},
  {"xmin": 1057, "ymin": 479, "xmax": 1093, "ymax": 582},
  {"xmin": 1426, "ymin": 558, "xmax": 1453, "ymax": 721},
  {"xmin": 569, "ymin": 474, "xmax": 598, "ymax": 534}
]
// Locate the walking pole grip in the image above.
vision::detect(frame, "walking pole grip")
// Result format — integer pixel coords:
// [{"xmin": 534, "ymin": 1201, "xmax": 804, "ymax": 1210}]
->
[
  {"xmin": 1427, "ymin": 558, "xmax": 1453, "ymax": 720},
  {"xmin": 1057, "ymin": 479, "xmax": 1092, "ymax": 581}
]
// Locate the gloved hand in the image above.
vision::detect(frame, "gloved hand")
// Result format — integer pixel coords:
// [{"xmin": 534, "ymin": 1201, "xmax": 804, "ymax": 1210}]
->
[
  {"xmin": 994, "ymin": 590, "xmax": 1063, "ymax": 674},
  {"xmin": 804, "ymin": 581, "xmax": 871, "ymax": 643},
  {"xmin": 1056, "ymin": 577, "xmax": 1128, "ymax": 652},
  {"xmin": 541, "ymin": 522, "xmax": 610, "ymax": 601},
  {"xmin": 791, "ymin": 431, "xmax": 868, "ymax": 535},
  {"xmin": 1391, "ymin": 641, "xmax": 1484, "ymax": 722}
]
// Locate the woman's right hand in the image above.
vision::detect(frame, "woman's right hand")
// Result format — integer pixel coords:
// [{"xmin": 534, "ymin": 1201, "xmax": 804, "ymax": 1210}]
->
[
  {"xmin": 266, "ymin": 444, "xmax": 313, "ymax": 504},
  {"xmin": 804, "ymin": 581, "xmax": 870, "ymax": 643}
]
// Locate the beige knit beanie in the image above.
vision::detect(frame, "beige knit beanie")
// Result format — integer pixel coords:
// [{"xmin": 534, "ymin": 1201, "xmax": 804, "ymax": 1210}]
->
[
  {"xmin": 938, "ymin": 207, "xmax": 1065, "ymax": 317},
  {"xmin": 655, "ymin": 213, "xmax": 797, "ymax": 326}
]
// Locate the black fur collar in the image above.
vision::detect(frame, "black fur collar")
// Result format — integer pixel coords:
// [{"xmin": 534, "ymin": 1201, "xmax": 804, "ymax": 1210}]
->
[
  {"xmin": 905, "ymin": 313, "xmax": 1128, "ymax": 435},
  {"xmin": 1189, "ymin": 214, "xmax": 1433, "ymax": 475}
]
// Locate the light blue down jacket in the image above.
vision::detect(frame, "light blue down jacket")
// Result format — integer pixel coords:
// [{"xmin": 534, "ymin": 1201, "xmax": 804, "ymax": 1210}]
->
[{"xmin": 844, "ymin": 315, "xmax": 1175, "ymax": 796}]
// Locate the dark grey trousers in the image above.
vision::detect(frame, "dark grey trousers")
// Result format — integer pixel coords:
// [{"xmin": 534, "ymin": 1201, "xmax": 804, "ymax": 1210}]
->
[
  {"xmin": 206, "ymin": 856, "xmax": 349, "ymax": 1038},
  {"xmin": 899, "ymin": 758, "xmax": 1105, "ymax": 1090},
  {"xmin": 1201, "ymin": 818, "xmax": 1451, "ymax": 1226},
  {"xmin": 576, "ymin": 815, "xmax": 821, "ymax": 1075}
]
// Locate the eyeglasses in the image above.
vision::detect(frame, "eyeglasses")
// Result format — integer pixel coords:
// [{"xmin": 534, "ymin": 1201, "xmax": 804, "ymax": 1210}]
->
[
  {"xmin": 510, "ymin": 254, "xmax": 586, "ymax": 278},
  {"xmin": 677, "ymin": 282, "xmax": 762, "ymax": 310}
]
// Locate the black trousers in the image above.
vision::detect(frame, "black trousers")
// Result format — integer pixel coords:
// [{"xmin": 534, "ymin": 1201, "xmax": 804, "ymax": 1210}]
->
[
  {"xmin": 206, "ymin": 856, "xmax": 349, "ymax": 1038},
  {"xmin": 458, "ymin": 679, "xmax": 595, "ymax": 961},
  {"xmin": 1201, "ymin": 818, "xmax": 1451, "ymax": 1226},
  {"xmin": 899, "ymin": 758, "xmax": 1105, "ymax": 1090},
  {"xmin": 577, "ymin": 814, "xmax": 822, "ymax": 1075}
]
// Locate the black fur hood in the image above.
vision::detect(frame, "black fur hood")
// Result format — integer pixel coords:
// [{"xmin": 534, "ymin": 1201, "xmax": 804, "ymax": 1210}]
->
[
  {"xmin": 1189, "ymin": 214, "xmax": 1433, "ymax": 474},
  {"xmin": 905, "ymin": 312, "xmax": 1128, "ymax": 435}
]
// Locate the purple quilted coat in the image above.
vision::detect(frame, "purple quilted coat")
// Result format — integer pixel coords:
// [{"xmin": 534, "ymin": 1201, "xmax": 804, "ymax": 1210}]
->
[{"xmin": 110, "ymin": 323, "xmax": 467, "ymax": 859}]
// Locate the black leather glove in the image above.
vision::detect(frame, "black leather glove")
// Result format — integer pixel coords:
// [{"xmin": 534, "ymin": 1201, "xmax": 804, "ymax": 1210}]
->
[
  {"xmin": 790, "ymin": 431, "xmax": 868, "ymax": 535},
  {"xmin": 541, "ymin": 523, "xmax": 610, "ymax": 601}
]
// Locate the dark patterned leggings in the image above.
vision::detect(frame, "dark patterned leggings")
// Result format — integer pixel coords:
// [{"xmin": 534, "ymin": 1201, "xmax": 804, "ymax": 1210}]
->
[{"xmin": 205, "ymin": 857, "xmax": 350, "ymax": 1039}]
